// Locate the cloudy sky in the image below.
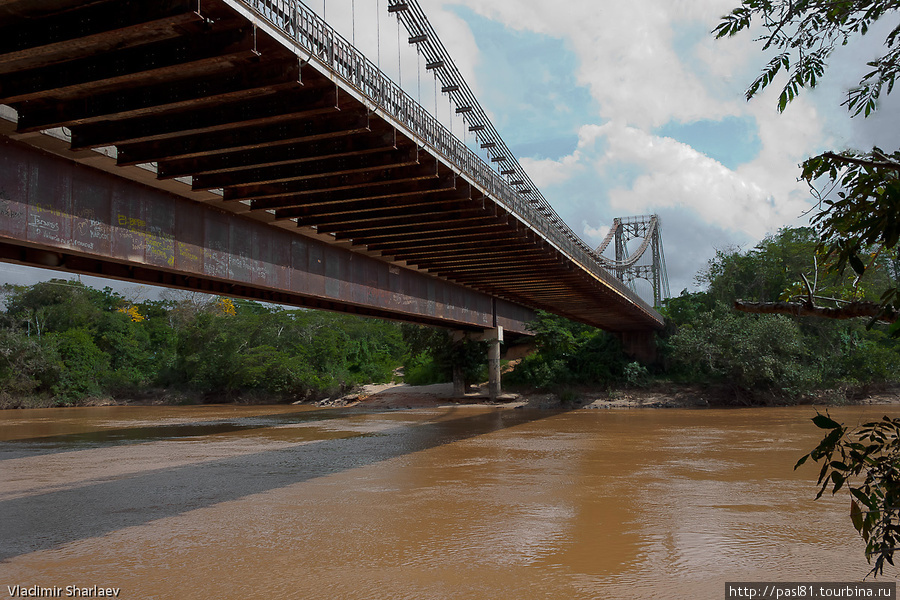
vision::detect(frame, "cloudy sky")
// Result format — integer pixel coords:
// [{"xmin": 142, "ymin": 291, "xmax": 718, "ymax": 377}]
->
[
  {"xmin": 359, "ymin": 0, "xmax": 900, "ymax": 296},
  {"xmin": 3, "ymin": 0, "xmax": 898, "ymax": 302}
]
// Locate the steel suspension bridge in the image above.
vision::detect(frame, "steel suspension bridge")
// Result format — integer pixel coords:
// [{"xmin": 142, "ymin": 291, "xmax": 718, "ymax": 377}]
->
[{"xmin": 0, "ymin": 0, "xmax": 667, "ymax": 384}]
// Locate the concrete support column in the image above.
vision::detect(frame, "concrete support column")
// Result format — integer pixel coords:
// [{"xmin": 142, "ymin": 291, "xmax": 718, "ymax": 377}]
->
[
  {"xmin": 451, "ymin": 331, "xmax": 466, "ymax": 398},
  {"xmin": 486, "ymin": 326, "xmax": 503, "ymax": 401}
]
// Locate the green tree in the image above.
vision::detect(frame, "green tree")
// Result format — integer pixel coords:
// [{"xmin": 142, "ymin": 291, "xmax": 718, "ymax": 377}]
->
[
  {"xmin": 45, "ymin": 328, "xmax": 109, "ymax": 401},
  {"xmin": 400, "ymin": 324, "xmax": 487, "ymax": 387},
  {"xmin": 669, "ymin": 307, "xmax": 821, "ymax": 398},
  {"xmin": 0, "ymin": 327, "xmax": 56, "ymax": 400},
  {"xmin": 665, "ymin": 231, "xmax": 900, "ymax": 393},
  {"xmin": 505, "ymin": 311, "xmax": 627, "ymax": 389},
  {"xmin": 714, "ymin": 0, "xmax": 900, "ymax": 323}
]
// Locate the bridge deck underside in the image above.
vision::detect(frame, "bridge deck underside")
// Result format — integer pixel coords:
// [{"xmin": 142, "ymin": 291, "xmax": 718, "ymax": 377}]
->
[{"xmin": 0, "ymin": 0, "xmax": 662, "ymax": 332}]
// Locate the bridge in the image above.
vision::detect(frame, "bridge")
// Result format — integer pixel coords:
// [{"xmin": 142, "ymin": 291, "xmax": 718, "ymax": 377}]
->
[{"xmin": 0, "ymin": 0, "xmax": 664, "ymax": 393}]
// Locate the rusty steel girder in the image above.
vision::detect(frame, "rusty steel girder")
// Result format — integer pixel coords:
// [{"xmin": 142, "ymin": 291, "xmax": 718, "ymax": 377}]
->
[{"xmin": 0, "ymin": 137, "xmax": 534, "ymax": 334}]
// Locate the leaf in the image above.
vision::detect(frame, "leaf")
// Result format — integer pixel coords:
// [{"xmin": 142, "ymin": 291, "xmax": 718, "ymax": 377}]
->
[
  {"xmin": 813, "ymin": 413, "xmax": 841, "ymax": 430},
  {"xmin": 851, "ymin": 500, "xmax": 864, "ymax": 532},
  {"xmin": 851, "ymin": 487, "xmax": 875, "ymax": 509},
  {"xmin": 848, "ymin": 253, "xmax": 866, "ymax": 275},
  {"xmin": 831, "ymin": 471, "xmax": 846, "ymax": 493}
]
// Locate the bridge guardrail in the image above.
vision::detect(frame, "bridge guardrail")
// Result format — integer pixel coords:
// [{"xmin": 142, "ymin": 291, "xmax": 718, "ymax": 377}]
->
[{"xmin": 235, "ymin": 0, "xmax": 660, "ymax": 320}]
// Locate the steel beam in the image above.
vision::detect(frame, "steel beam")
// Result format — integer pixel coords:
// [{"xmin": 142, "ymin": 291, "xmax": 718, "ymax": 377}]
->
[
  {"xmin": 18, "ymin": 58, "xmax": 303, "ymax": 132},
  {"xmin": 0, "ymin": 135, "xmax": 535, "ymax": 333},
  {"xmin": 265, "ymin": 175, "xmax": 461, "ymax": 214},
  {"xmin": 0, "ymin": 27, "xmax": 260, "ymax": 104},
  {"xmin": 71, "ymin": 83, "xmax": 339, "ymax": 150},
  {"xmin": 162, "ymin": 128, "xmax": 400, "ymax": 180},
  {"xmin": 224, "ymin": 159, "xmax": 439, "ymax": 201},
  {"xmin": 294, "ymin": 202, "xmax": 484, "ymax": 228},
  {"xmin": 118, "ymin": 110, "xmax": 370, "ymax": 165},
  {"xmin": 0, "ymin": 1, "xmax": 205, "ymax": 74}
]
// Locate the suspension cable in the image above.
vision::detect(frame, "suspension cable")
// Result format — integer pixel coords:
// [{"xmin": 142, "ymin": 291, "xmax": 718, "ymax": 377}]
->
[
  {"xmin": 351, "ymin": 0, "xmax": 355, "ymax": 45},
  {"xmin": 376, "ymin": 0, "xmax": 381, "ymax": 70},
  {"xmin": 397, "ymin": 14, "xmax": 402, "ymax": 87}
]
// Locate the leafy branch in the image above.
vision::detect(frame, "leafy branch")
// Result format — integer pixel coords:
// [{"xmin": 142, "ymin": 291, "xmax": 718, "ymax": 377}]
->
[{"xmin": 796, "ymin": 412, "xmax": 900, "ymax": 577}]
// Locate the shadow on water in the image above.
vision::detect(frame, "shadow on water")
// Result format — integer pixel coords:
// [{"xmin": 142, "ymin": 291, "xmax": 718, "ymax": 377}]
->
[
  {"xmin": 0, "ymin": 407, "xmax": 561, "ymax": 561},
  {"xmin": 0, "ymin": 409, "xmax": 350, "ymax": 457}
]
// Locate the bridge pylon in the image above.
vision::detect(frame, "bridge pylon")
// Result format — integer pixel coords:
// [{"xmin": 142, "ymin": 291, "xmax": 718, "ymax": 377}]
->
[{"xmin": 596, "ymin": 215, "xmax": 671, "ymax": 308}]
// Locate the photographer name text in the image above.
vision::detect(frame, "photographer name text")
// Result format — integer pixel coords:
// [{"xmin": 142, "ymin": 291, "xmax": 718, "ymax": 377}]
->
[{"xmin": 7, "ymin": 585, "xmax": 120, "ymax": 598}]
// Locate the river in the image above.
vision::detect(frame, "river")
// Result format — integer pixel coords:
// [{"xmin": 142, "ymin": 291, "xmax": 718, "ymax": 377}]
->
[{"xmin": 0, "ymin": 403, "xmax": 895, "ymax": 599}]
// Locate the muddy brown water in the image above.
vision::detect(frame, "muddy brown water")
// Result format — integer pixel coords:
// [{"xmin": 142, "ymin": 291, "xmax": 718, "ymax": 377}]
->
[{"xmin": 0, "ymin": 403, "xmax": 895, "ymax": 599}]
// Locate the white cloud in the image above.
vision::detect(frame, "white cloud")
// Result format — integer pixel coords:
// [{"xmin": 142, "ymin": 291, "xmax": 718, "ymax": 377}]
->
[
  {"xmin": 596, "ymin": 120, "xmax": 793, "ymax": 238},
  {"xmin": 582, "ymin": 222, "xmax": 610, "ymax": 243},
  {"xmin": 509, "ymin": 113, "xmax": 815, "ymax": 241},
  {"xmin": 433, "ymin": 0, "xmax": 745, "ymax": 129},
  {"xmin": 414, "ymin": 0, "xmax": 883, "ymax": 293}
]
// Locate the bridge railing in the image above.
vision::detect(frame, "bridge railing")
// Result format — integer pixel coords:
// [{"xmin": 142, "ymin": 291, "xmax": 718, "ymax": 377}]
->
[{"xmin": 235, "ymin": 0, "xmax": 658, "ymax": 317}]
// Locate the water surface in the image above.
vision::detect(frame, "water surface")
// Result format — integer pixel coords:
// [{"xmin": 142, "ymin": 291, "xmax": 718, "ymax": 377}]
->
[{"xmin": 0, "ymin": 403, "xmax": 893, "ymax": 599}]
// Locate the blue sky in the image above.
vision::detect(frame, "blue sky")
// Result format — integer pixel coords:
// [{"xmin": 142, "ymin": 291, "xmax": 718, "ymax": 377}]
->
[{"xmin": 3, "ymin": 0, "xmax": 898, "ymax": 304}]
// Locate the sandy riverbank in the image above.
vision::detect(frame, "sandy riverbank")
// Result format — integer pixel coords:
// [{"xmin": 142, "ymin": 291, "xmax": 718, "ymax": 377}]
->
[
  {"xmin": 6, "ymin": 381, "xmax": 899, "ymax": 410},
  {"xmin": 315, "ymin": 381, "xmax": 900, "ymax": 410}
]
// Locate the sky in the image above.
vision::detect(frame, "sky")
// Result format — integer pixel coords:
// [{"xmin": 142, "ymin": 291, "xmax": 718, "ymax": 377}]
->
[{"xmin": 3, "ymin": 0, "xmax": 899, "ymax": 303}]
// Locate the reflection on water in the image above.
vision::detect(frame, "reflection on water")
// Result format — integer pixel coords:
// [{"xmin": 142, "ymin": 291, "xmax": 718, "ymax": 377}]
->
[{"xmin": 0, "ymin": 403, "xmax": 894, "ymax": 599}]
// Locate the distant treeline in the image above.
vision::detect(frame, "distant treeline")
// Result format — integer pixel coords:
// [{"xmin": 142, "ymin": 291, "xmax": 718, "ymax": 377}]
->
[
  {"xmin": 0, "ymin": 278, "xmax": 505, "ymax": 408},
  {"xmin": 0, "ymin": 282, "xmax": 412, "ymax": 407}
]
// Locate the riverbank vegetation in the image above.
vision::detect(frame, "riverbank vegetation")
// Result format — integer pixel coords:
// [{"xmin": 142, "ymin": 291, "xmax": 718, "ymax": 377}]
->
[
  {"xmin": 0, "ymin": 282, "xmax": 405, "ymax": 408},
  {"xmin": 507, "ymin": 226, "xmax": 900, "ymax": 403},
  {"xmin": 660, "ymin": 227, "xmax": 900, "ymax": 402}
]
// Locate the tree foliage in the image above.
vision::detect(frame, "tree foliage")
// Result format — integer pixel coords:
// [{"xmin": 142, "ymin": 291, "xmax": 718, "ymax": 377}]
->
[
  {"xmin": 669, "ymin": 308, "xmax": 820, "ymax": 397},
  {"xmin": 400, "ymin": 324, "xmax": 487, "ymax": 387},
  {"xmin": 797, "ymin": 412, "xmax": 900, "ymax": 577},
  {"xmin": 504, "ymin": 311, "xmax": 628, "ymax": 389},
  {"xmin": 0, "ymin": 280, "xmax": 406, "ymax": 406},
  {"xmin": 715, "ymin": 3, "xmax": 900, "ymax": 572},
  {"xmin": 715, "ymin": 0, "xmax": 900, "ymax": 324},
  {"xmin": 663, "ymin": 227, "xmax": 900, "ymax": 398}
]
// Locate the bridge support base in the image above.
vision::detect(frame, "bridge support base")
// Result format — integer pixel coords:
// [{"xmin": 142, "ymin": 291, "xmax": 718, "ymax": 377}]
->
[
  {"xmin": 451, "ymin": 331, "xmax": 466, "ymax": 397},
  {"xmin": 486, "ymin": 326, "xmax": 503, "ymax": 401}
]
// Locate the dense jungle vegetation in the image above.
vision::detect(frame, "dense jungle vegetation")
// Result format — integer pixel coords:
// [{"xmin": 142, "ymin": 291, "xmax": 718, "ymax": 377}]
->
[
  {"xmin": 2, "ymin": 227, "xmax": 899, "ymax": 407},
  {"xmin": 509, "ymin": 226, "xmax": 900, "ymax": 401},
  {"xmin": 0, "ymin": 283, "xmax": 407, "ymax": 407}
]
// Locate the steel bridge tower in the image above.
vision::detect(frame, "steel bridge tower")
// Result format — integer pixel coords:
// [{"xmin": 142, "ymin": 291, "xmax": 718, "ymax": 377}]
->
[{"xmin": 595, "ymin": 215, "xmax": 671, "ymax": 307}]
